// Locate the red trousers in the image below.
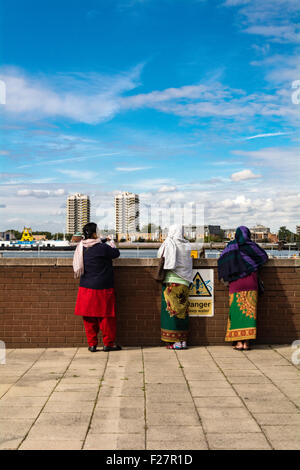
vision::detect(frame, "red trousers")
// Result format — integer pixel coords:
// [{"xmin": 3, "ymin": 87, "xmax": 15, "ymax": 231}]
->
[{"xmin": 83, "ymin": 316, "xmax": 116, "ymax": 347}]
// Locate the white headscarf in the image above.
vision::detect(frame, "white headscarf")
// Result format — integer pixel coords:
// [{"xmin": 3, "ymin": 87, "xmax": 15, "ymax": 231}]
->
[{"xmin": 157, "ymin": 224, "xmax": 193, "ymax": 282}]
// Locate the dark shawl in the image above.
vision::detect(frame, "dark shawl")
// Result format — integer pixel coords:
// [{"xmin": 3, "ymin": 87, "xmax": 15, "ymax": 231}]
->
[{"xmin": 218, "ymin": 226, "xmax": 268, "ymax": 283}]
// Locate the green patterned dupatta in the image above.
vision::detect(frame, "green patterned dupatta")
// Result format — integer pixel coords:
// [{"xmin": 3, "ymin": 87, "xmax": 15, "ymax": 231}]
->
[
  {"xmin": 225, "ymin": 290, "xmax": 257, "ymax": 342},
  {"xmin": 161, "ymin": 284, "xmax": 189, "ymax": 343}
]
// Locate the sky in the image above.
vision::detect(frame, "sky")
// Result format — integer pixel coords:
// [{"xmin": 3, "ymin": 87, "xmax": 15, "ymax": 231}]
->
[{"xmin": 0, "ymin": 0, "xmax": 299, "ymax": 233}]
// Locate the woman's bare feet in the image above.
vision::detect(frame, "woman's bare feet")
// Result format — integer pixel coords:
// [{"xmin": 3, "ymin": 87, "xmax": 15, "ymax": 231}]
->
[
  {"xmin": 233, "ymin": 341, "xmax": 244, "ymax": 350},
  {"xmin": 243, "ymin": 340, "xmax": 250, "ymax": 350}
]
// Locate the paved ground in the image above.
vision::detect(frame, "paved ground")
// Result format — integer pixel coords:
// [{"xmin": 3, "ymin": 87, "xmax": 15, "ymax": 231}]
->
[{"xmin": 0, "ymin": 345, "xmax": 300, "ymax": 450}]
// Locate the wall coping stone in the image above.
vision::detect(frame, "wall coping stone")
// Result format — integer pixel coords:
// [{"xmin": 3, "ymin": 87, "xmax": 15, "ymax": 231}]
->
[{"xmin": 0, "ymin": 258, "xmax": 299, "ymax": 267}]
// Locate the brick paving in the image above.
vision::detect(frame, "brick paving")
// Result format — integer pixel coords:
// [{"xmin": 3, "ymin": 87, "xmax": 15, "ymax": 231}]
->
[{"xmin": 0, "ymin": 345, "xmax": 300, "ymax": 450}]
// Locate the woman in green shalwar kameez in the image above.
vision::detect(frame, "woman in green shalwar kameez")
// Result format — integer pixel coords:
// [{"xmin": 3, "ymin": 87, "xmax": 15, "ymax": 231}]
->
[
  {"xmin": 218, "ymin": 226, "xmax": 268, "ymax": 350},
  {"xmin": 158, "ymin": 225, "xmax": 193, "ymax": 350}
]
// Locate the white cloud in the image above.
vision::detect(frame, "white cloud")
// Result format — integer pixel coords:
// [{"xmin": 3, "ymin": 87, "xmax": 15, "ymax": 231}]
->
[
  {"xmin": 223, "ymin": 0, "xmax": 300, "ymax": 43},
  {"xmin": 115, "ymin": 166, "xmax": 152, "ymax": 172},
  {"xmin": 245, "ymin": 25, "xmax": 300, "ymax": 43},
  {"xmin": 0, "ymin": 66, "xmax": 142, "ymax": 124},
  {"xmin": 232, "ymin": 147, "xmax": 300, "ymax": 172},
  {"xmin": 231, "ymin": 169, "xmax": 262, "ymax": 181},
  {"xmin": 127, "ymin": 178, "xmax": 175, "ymax": 190},
  {"xmin": 244, "ymin": 132, "xmax": 290, "ymax": 140},
  {"xmin": 251, "ymin": 55, "xmax": 300, "ymax": 86},
  {"xmin": 157, "ymin": 185, "xmax": 177, "ymax": 193},
  {"xmin": 1, "ymin": 67, "xmax": 297, "ymax": 126},
  {"xmin": 57, "ymin": 169, "xmax": 99, "ymax": 180},
  {"xmin": 16, "ymin": 188, "xmax": 66, "ymax": 198}
]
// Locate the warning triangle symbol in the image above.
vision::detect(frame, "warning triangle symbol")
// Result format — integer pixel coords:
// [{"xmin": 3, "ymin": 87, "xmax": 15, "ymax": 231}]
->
[{"xmin": 190, "ymin": 272, "xmax": 212, "ymax": 297}]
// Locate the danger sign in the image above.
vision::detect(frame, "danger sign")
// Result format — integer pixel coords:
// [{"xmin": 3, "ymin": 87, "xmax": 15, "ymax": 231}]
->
[{"xmin": 189, "ymin": 269, "xmax": 214, "ymax": 317}]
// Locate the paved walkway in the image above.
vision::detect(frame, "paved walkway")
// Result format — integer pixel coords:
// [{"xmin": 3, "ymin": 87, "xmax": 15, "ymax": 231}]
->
[{"xmin": 0, "ymin": 345, "xmax": 300, "ymax": 450}]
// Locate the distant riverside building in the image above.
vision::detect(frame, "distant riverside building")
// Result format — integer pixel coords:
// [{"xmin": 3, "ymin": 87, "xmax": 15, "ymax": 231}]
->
[
  {"xmin": 71, "ymin": 232, "xmax": 83, "ymax": 244},
  {"xmin": 117, "ymin": 231, "xmax": 162, "ymax": 242},
  {"xmin": 115, "ymin": 192, "xmax": 140, "ymax": 236},
  {"xmin": 268, "ymin": 233, "xmax": 279, "ymax": 243},
  {"xmin": 297, "ymin": 226, "xmax": 300, "ymax": 236},
  {"xmin": 0, "ymin": 231, "xmax": 16, "ymax": 241},
  {"xmin": 32, "ymin": 234, "xmax": 47, "ymax": 241},
  {"xmin": 250, "ymin": 224, "xmax": 270, "ymax": 241},
  {"xmin": 66, "ymin": 193, "xmax": 90, "ymax": 235},
  {"xmin": 204, "ymin": 225, "xmax": 223, "ymax": 238}
]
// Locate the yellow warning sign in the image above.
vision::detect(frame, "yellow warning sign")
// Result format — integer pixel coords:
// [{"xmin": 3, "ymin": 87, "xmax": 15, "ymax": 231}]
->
[
  {"xmin": 190, "ymin": 272, "xmax": 212, "ymax": 297},
  {"xmin": 188, "ymin": 269, "xmax": 214, "ymax": 317}
]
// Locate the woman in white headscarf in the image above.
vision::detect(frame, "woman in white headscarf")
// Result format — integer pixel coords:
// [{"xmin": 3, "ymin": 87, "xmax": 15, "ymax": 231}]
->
[{"xmin": 157, "ymin": 225, "xmax": 193, "ymax": 350}]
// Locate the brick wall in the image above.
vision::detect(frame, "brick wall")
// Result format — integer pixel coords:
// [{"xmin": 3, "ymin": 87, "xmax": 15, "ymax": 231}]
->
[{"xmin": 0, "ymin": 258, "xmax": 299, "ymax": 348}]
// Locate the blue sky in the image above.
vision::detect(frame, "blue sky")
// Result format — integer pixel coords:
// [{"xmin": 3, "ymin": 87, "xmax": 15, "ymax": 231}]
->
[{"xmin": 0, "ymin": 0, "xmax": 299, "ymax": 232}]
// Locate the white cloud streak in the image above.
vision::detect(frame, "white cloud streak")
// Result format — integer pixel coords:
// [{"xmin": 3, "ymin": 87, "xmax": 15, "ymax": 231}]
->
[
  {"xmin": 57, "ymin": 169, "xmax": 99, "ymax": 180},
  {"xmin": 231, "ymin": 169, "xmax": 262, "ymax": 181},
  {"xmin": 115, "ymin": 166, "xmax": 152, "ymax": 172},
  {"xmin": 16, "ymin": 188, "xmax": 66, "ymax": 198},
  {"xmin": 223, "ymin": 0, "xmax": 300, "ymax": 43},
  {"xmin": 244, "ymin": 132, "xmax": 290, "ymax": 140}
]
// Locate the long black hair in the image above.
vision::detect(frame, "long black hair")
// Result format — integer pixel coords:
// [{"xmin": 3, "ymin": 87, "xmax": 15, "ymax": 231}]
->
[{"xmin": 82, "ymin": 222, "xmax": 97, "ymax": 240}]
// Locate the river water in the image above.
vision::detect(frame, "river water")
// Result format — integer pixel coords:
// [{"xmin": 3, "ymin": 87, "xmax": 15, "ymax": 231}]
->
[{"xmin": 1, "ymin": 249, "xmax": 299, "ymax": 259}]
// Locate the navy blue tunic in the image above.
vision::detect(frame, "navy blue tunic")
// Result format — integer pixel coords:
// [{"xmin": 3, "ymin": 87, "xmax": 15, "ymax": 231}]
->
[{"xmin": 79, "ymin": 243, "xmax": 120, "ymax": 290}]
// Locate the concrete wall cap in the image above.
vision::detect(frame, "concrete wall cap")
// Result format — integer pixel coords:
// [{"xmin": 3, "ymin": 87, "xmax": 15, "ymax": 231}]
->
[{"xmin": 0, "ymin": 258, "xmax": 299, "ymax": 267}]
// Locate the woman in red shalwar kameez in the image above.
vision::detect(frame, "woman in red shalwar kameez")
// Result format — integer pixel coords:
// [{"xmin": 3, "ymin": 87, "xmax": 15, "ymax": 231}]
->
[{"xmin": 73, "ymin": 222, "xmax": 122, "ymax": 352}]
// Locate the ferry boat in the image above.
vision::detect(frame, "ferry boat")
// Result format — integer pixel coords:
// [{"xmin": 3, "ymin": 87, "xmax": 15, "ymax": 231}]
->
[{"xmin": 0, "ymin": 227, "xmax": 70, "ymax": 249}]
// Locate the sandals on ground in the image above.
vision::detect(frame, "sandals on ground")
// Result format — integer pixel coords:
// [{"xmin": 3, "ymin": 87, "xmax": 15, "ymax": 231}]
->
[{"xmin": 166, "ymin": 342, "xmax": 187, "ymax": 350}]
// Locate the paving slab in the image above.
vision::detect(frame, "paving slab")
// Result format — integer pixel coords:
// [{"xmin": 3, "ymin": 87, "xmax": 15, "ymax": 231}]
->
[
  {"xmin": 147, "ymin": 410, "xmax": 200, "ymax": 426},
  {"xmin": 84, "ymin": 433, "xmax": 145, "ymax": 450},
  {"xmin": 0, "ymin": 396, "xmax": 48, "ymax": 407},
  {"xmin": 95, "ymin": 396, "xmax": 145, "ymax": 408},
  {"xmin": 48, "ymin": 391, "xmax": 97, "ymax": 402},
  {"xmin": 0, "ymin": 419, "xmax": 34, "ymax": 450},
  {"xmin": 190, "ymin": 387, "xmax": 237, "ymax": 398},
  {"xmin": 245, "ymin": 399, "xmax": 299, "ymax": 414},
  {"xmin": 19, "ymin": 440, "xmax": 84, "ymax": 450},
  {"xmin": 262, "ymin": 425, "xmax": 300, "ymax": 450},
  {"xmin": 199, "ymin": 409, "xmax": 261, "ymax": 433},
  {"xmin": 253, "ymin": 413, "xmax": 300, "ymax": 426},
  {"xmin": 206, "ymin": 432, "xmax": 272, "ymax": 450},
  {"xmin": 195, "ymin": 396, "xmax": 245, "ymax": 408},
  {"xmin": 0, "ymin": 406, "xmax": 42, "ymax": 420},
  {"xmin": 43, "ymin": 400, "xmax": 95, "ymax": 414},
  {"xmin": 146, "ymin": 392, "xmax": 194, "ymax": 403},
  {"xmin": 3, "ymin": 386, "xmax": 54, "ymax": 397},
  {"xmin": 89, "ymin": 417, "xmax": 145, "ymax": 434},
  {"xmin": 233, "ymin": 383, "xmax": 286, "ymax": 400},
  {"xmin": 99, "ymin": 385, "xmax": 144, "ymax": 397},
  {"xmin": 25, "ymin": 412, "xmax": 90, "ymax": 441},
  {"xmin": 147, "ymin": 425, "xmax": 207, "ymax": 450},
  {"xmin": 226, "ymin": 375, "xmax": 271, "ymax": 384}
]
